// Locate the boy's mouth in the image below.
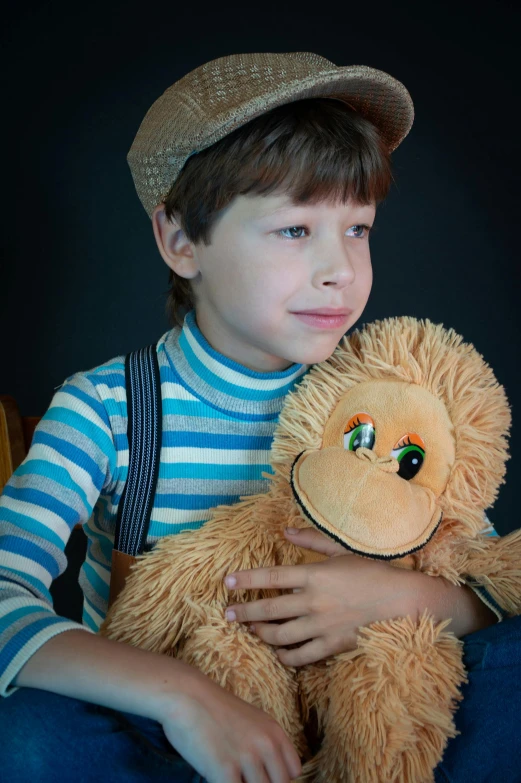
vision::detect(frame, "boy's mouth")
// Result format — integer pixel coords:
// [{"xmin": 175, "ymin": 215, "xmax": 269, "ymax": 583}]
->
[{"xmin": 291, "ymin": 308, "xmax": 353, "ymax": 329}]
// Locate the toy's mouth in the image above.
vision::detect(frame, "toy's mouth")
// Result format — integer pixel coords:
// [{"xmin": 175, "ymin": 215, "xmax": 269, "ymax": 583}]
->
[{"xmin": 290, "ymin": 448, "xmax": 442, "ymax": 560}]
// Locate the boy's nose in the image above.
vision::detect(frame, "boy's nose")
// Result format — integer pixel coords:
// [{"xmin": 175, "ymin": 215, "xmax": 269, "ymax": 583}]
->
[{"xmin": 312, "ymin": 248, "xmax": 356, "ymax": 289}]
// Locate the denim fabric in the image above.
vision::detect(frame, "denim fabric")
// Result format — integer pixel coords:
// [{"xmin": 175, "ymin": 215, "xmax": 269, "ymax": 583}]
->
[
  {"xmin": 2, "ymin": 618, "xmax": 521, "ymax": 782},
  {"xmin": 434, "ymin": 614, "xmax": 521, "ymax": 783},
  {"xmin": 0, "ymin": 687, "xmax": 206, "ymax": 782}
]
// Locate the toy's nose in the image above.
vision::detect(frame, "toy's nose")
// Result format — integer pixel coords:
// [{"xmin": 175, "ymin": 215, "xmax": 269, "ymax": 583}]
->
[{"xmin": 354, "ymin": 447, "xmax": 399, "ymax": 474}]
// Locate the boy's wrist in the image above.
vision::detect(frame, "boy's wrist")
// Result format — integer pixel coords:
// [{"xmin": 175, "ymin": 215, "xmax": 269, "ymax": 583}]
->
[
  {"xmin": 409, "ymin": 570, "xmax": 497, "ymax": 638},
  {"xmin": 150, "ymin": 657, "xmax": 214, "ymax": 723},
  {"xmin": 444, "ymin": 581, "xmax": 498, "ymax": 637}
]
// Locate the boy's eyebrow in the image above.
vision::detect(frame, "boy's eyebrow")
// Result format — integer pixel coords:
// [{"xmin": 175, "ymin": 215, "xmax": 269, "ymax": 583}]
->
[
  {"xmin": 256, "ymin": 202, "xmax": 376, "ymax": 221},
  {"xmin": 257, "ymin": 203, "xmax": 299, "ymax": 218}
]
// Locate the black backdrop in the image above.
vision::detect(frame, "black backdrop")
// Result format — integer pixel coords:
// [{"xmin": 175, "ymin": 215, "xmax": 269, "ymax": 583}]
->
[{"xmin": 1, "ymin": 1, "xmax": 520, "ymax": 535}]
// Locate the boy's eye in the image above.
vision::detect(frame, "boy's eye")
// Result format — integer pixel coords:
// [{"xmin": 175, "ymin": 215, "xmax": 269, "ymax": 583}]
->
[
  {"xmin": 277, "ymin": 224, "xmax": 371, "ymax": 240},
  {"xmin": 279, "ymin": 226, "xmax": 307, "ymax": 239},
  {"xmin": 347, "ymin": 224, "xmax": 370, "ymax": 238}
]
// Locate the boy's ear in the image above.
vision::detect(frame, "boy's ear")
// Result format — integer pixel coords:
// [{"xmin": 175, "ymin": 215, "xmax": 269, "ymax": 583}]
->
[{"xmin": 152, "ymin": 204, "xmax": 200, "ymax": 279}]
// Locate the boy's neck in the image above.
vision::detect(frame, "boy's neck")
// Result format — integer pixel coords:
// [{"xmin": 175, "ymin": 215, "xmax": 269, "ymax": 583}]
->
[
  {"xmin": 160, "ymin": 311, "xmax": 309, "ymax": 420},
  {"xmin": 192, "ymin": 309, "xmax": 301, "ymax": 374}
]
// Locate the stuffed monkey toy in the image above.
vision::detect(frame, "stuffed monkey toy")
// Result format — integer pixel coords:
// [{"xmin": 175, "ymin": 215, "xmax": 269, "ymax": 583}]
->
[{"xmin": 100, "ymin": 317, "xmax": 521, "ymax": 783}]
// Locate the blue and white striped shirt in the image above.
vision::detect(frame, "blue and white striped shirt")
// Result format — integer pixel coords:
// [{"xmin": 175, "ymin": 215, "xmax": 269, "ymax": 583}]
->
[{"xmin": 0, "ymin": 311, "xmax": 308, "ymax": 695}]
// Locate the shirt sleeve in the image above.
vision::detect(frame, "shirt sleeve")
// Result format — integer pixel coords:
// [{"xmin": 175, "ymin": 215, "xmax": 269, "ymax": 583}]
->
[
  {"xmin": 465, "ymin": 579, "xmax": 507, "ymax": 622},
  {"xmin": 481, "ymin": 513, "xmax": 499, "ymax": 537},
  {"xmin": 0, "ymin": 371, "xmax": 118, "ymax": 696},
  {"xmin": 463, "ymin": 511, "xmax": 506, "ymax": 623}
]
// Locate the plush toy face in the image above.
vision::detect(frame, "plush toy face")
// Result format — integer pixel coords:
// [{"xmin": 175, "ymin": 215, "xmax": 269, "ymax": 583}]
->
[{"xmin": 291, "ymin": 380, "xmax": 457, "ymax": 559}]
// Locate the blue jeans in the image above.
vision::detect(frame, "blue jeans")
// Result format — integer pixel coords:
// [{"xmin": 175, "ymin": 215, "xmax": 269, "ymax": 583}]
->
[
  {"xmin": 1, "ymin": 618, "xmax": 521, "ymax": 782},
  {"xmin": 434, "ymin": 614, "xmax": 521, "ymax": 782},
  {"xmin": 0, "ymin": 687, "xmax": 206, "ymax": 782}
]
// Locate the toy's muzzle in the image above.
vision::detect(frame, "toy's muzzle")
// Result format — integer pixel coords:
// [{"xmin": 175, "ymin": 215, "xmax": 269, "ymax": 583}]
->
[{"xmin": 290, "ymin": 446, "xmax": 441, "ymax": 559}]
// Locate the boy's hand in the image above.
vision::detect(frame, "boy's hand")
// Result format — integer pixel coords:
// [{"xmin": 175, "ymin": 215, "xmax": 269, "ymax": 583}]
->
[
  {"xmin": 224, "ymin": 527, "xmax": 497, "ymax": 667},
  {"xmin": 158, "ymin": 663, "xmax": 302, "ymax": 783}
]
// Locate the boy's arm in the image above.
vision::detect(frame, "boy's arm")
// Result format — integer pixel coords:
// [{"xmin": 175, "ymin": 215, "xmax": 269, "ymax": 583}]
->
[
  {"xmin": 2, "ymin": 372, "xmax": 302, "ymax": 781},
  {"xmin": 0, "ymin": 370, "xmax": 118, "ymax": 695},
  {"xmin": 14, "ymin": 628, "xmax": 303, "ymax": 782},
  {"xmin": 223, "ymin": 527, "xmax": 499, "ymax": 667},
  {"xmin": 13, "ymin": 627, "xmax": 202, "ymax": 718}
]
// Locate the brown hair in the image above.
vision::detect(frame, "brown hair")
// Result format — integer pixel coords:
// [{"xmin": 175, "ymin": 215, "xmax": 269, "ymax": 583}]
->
[{"xmin": 163, "ymin": 98, "xmax": 393, "ymax": 326}]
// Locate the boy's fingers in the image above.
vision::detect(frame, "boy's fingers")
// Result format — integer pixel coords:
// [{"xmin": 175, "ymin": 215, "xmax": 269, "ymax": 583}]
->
[
  {"xmin": 276, "ymin": 637, "xmax": 333, "ymax": 668},
  {"xmin": 224, "ymin": 565, "xmax": 308, "ymax": 591},
  {"xmin": 249, "ymin": 617, "xmax": 314, "ymax": 647},
  {"xmin": 226, "ymin": 593, "xmax": 308, "ymax": 623},
  {"xmin": 258, "ymin": 750, "xmax": 293, "ymax": 783},
  {"xmin": 239, "ymin": 756, "xmax": 271, "ymax": 783}
]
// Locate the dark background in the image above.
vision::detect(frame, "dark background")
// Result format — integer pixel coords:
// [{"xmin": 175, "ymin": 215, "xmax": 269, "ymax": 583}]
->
[{"xmin": 1, "ymin": 1, "xmax": 520, "ymax": 550}]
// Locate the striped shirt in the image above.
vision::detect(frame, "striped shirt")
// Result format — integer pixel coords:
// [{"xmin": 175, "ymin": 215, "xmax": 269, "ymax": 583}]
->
[{"xmin": 0, "ymin": 310, "xmax": 308, "ymax": 696}]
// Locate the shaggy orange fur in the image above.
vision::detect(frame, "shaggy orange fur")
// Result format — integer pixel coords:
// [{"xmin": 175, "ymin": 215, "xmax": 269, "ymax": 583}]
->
[{"xmin": 100, "ymin": 317, "xmax": 521, "ymax": 782}]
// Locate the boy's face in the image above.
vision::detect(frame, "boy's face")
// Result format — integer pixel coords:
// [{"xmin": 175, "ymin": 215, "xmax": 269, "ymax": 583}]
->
[{"xmin": 160, "ymin": 192, "xmax": 375, "ymax": 372}]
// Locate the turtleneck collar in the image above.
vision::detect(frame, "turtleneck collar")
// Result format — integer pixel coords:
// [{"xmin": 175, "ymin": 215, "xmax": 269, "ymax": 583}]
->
[{"xmin": 161, "ymin": 310, "xmax": 309, "ymax": 419}]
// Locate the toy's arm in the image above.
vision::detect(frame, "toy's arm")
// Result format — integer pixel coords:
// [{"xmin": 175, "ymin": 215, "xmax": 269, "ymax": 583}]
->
[
  {"xmin": 454, "ymin": 529, "xmax": 521, "ymax": 617},
  {"xmin": 100, "ymin": 492, "xmax": 294, "ymax": 653}
]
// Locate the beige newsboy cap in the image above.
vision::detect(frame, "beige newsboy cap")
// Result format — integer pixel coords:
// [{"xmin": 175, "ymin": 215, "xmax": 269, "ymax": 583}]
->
[{"xmin": 127, "ymin": 51, "xmax": 414, "ymax": 218}]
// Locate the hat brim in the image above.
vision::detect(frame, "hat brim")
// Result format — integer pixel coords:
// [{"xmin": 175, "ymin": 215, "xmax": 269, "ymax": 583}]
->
[
  {"xmin": 194, "ymin": 65, "xmax": 414, "ymax": 157},
  {"xmin": 129, "ymin": 61, "xmax": 414, "ymax": 217}
]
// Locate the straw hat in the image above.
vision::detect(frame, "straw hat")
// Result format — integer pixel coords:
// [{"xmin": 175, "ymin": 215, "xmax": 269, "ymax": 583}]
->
[{"xmin": 127, "ymin": 51, "xmax": 414, "ymax": 217}]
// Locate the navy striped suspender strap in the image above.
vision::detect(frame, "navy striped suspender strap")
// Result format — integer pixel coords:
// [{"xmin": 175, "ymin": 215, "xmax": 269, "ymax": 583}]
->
[{"xmin": 114, "ymin": 345, "xmax": 162, "ymax": 556}]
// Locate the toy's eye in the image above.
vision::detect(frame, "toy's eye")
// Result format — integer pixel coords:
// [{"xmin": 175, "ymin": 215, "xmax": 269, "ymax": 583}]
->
[
  {"xmin": 391, "ymin": 433, "xmax": 426, "ymax": 480},
  {"xmin": 344, "ymin": 413, "xmax": 375, "ymax": 452}
]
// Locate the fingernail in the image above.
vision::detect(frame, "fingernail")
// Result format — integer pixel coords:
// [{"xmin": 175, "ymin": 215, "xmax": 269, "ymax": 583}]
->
[
  {"xmin": 249, "ymin": 624, "xmax": 256, "ymax": 633},
  {"xmin": 285, "ymin": 527, "xmax": 298, "ymax": 534},
  {"xmin": 224, "ymin": 575, "xmax": 237, "ymax": 587},
  {"xmin": 225, "ymin": 609, "xmax": 236, "ymax": 621}
]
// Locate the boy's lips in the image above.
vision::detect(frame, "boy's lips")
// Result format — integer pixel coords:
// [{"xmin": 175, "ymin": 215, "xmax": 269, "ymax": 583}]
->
[
  {"xmin": 293, "ymin": 308, "xmax": 352, "ymax": 315},
  {"xmin": 291, "ymin": 308, "xmax": 353, "ymax": 329}
]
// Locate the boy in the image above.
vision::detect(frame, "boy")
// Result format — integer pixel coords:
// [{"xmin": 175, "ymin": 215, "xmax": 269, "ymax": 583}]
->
[{"xmin": 0, "ymin": 52, "xmax": 518, "ymax": 783}]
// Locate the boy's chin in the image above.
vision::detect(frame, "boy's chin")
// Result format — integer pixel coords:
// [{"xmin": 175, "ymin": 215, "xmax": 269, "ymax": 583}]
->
[
  {"xmin": 287, "ymin": 342, "xmax": 343, "ymax": 366},
  {"xmin": 288, "ymin": 325, "xmax": 358, "ymax": 365}
]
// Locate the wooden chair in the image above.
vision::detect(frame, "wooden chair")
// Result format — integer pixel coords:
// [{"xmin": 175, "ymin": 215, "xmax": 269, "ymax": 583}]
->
[{"xmin": 0, "ymin": 395, "xmax": 41, "ymax": 493}]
